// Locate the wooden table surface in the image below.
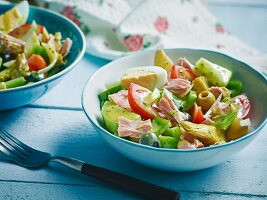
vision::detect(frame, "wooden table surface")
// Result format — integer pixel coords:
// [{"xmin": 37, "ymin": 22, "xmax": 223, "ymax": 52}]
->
[{"xmin": 0, "ymin": 1, "xmax": 267, "ymax": 199}]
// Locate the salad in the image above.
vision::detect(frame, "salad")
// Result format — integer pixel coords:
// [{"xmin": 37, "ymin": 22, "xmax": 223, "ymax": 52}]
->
[
  {"xmin": 0, "ymin": 1, "xmax": 72, "ymax": 90},
  {"xmin": 98, "ymin": 49, "xmax": 252, "ymax": 149}
]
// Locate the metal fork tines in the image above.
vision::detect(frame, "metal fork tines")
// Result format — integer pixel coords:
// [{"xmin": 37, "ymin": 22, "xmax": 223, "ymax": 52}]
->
[{"xmin": 0, "ymin": 129, "xmax": 50, "ymax": 167}]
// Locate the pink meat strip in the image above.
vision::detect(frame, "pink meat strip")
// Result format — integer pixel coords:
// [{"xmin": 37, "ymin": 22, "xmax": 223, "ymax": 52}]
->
[
  {"xmin": 158, "ymin": 93, "xmax": 187, "ymax": 123},
  {"xmin": 178, "ymin": 139, "xmax": 204, "ymax": 149},
  {"xmin": 210, "ymin": 86, "xmax": 231, "ymax": 99},
  {"xmin": 60, "ymin": 38, "xmax": 73, "ymax": 57},
  {"xmin": 118, "ymin": 117, "xmax": 152, "ymax": 138},
  {"xmin": 165, "ymin": 78, "xmax": 191, "ymax": 98},
  {"xmin": 178, "ymin": 133, "xmax": 204, "ymax": 149},
  {"xmin": 108, "ymin": 90, "xmax": 131, "ymax": 110},
  {"xmin": 176, "ymin": 57, "xmax": 194, "ymax": 70}
]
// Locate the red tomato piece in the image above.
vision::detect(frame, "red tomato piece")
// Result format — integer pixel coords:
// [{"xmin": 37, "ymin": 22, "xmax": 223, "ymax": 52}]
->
[
  {"xmin": 28, "ymin": 54, "xmax": 47, "ymax": 72},
  {"xmin": 128, "ymin": 83, "xmax": 157, "ymax": 119},
  {"xmin": 170, "ymin": 65, "xmax": 196, "ymax": 81},
  {"xmin": 170, "ymin": 65, "xmax": 178, "ymax": 79},
  {"xmin": 191, "ymin": 103, "xmax": 205, "ymax": 123},
  {"xmin": 9, "ymin": 24, "xmax": 43, "ymax": 38}
]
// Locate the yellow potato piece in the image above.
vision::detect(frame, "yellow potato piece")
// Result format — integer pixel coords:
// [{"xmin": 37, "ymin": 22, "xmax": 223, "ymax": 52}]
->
[
  {"xmin": 121, "ymin": 70, "xmax": 157, "ymax": 91},
  {"xmin": 181, "ymin": 121, "xmax": 225, "ymax": 146},
  {"xmin": 226, "ymin": 118, "xmax": 249, "ymax": 141},
  {"xmin": 154, "ymin": 49, "xmax": 173, "ymax": 72}
]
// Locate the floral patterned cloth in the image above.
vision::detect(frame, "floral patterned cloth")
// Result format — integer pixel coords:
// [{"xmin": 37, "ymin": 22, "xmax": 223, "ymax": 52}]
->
[{"xmin": 33, "ymin": 0, "xmax": 266, "ymax": 73}]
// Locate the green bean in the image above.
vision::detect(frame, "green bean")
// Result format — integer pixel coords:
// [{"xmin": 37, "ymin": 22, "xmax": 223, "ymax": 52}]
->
[{"xmin": 4, "ymin": 77, "xmax": 27, "ymax": 89}]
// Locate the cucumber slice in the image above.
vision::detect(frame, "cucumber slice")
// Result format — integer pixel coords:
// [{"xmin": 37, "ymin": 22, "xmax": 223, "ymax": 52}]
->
[{"xmin": 194, "ymin": 58, "xmax": 232, "ymax": 87}]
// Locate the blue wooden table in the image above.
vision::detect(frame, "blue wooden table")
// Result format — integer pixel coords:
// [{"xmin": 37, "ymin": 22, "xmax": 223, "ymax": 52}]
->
[{"xmin": 0, "ymin": 1, "xmax": 267, "ymax": 199}]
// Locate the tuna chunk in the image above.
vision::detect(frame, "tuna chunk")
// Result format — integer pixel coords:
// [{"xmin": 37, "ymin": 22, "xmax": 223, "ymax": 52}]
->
[
  {"xmin": 165, "ymin": 78, "xmax": 191, "ymax": 98},
  {"xmin": 108, "ymin": 90, "xmax": 131, "ymax": 110},
  {"xmin": 158, "ymin": 93, "xmax": 187, "ymax": 123},
  {"xmin": 118, "ymin": 117, "xmax": 152, "ymax": 138},
  {"xmin": 0, "ymin": 33, "xmax": 25, "ymax": 54}
]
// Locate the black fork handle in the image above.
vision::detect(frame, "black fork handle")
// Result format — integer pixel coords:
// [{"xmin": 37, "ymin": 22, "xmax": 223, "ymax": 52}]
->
[{"xmin": 81, "ymin": 163, "xmax": 180, "ymax": 200}]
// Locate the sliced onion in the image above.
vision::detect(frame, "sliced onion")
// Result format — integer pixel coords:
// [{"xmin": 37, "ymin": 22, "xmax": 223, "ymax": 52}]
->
[
  {"xmin": 240, "ymin": 118, "xmax": 251, "ymax": 127},
  {"xmin": 203, "ymin": 93, "xmax": 222, "ymax": 119}
]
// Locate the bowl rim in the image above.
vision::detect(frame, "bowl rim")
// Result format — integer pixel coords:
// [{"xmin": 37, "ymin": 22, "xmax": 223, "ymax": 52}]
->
[
  {"xmin": 82, "ymin": 48, "xmax": 267, "ymax": 153},
  {"xmin": 0, "ymin": 4, "xmax": 86, "ymax": 93}
]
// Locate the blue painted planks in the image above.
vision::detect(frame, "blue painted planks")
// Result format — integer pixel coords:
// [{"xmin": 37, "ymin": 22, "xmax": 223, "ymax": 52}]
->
[
  {"xmin": 0, "ymin": 108, "xmax": 266, "ymax": 197},
  {"xmin": 0, "ymin": 182, "xmax": 265, "ymax": 200}
]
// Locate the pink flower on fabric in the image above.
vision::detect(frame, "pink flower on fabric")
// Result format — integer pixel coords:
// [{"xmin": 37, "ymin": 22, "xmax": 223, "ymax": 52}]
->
[
  {"xmin": 154, "ymin": 17, "xmax": 169, "ymax": 33},
  {"xmin": 62, "ymin": 6, "xmax": 81, "ymax": 27},
  {"xmin": 215, "ymin": 23, "xmax": 225, "ymax": 33},
  {"xmin": 123, "ymin": 34, "xmax": 143, "ymax": 51}
]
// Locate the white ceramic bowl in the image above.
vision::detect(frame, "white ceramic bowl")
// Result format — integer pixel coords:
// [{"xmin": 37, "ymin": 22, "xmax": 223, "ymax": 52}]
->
[
  {"xmin": 82, "ymin": 49, "xmax": 267, "ymax": 172},
  {"xmin": 0, "ymin": 5, "xmax": 86, "ymax": 111}
]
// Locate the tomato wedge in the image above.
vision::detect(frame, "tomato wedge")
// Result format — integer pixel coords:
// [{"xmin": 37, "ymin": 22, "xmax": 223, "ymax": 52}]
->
[
  {"xmin": 128, "ymin": 83, "xmax": 157, "ymax": 119},
  {"xmin": 170, "ymin": 65, "xmax": 178, "ymax": 79},
  {"xmin": 9, "ymin": 24, "xmax": 44, "ymax": 38},
  {"xmin": 28, "ymin": 54, "xmax": 47, "ymax": 72},
  {"xmin": 190, "ymin": 103, "xmax": 205, "ymax": 123},
  {"xmin": 170, "ymin": 65, "xmax": 196, "ymax": 81}
]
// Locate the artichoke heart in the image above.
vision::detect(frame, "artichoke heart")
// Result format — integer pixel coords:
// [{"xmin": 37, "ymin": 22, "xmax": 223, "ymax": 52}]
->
[{"xmin": 181, "ymin": 121, "xmax": 225, "ymax": 146}]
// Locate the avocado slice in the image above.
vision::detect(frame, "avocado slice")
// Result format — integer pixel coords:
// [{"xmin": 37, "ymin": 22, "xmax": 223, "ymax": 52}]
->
[{"xmin": 101, "ymin": 101, "xmax": 141, "ymax": 135}]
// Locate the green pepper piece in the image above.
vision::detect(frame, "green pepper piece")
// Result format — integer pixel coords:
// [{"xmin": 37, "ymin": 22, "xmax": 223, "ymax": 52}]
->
[
  {"xmin": 152, "ymin": 117, "xmax": 171, "ymax": 136},
  {"xmin": 227, "ymin": 80, "xmax": 243, "ymax": 97},
  {"xmin": 214, "ymin": 112, "xmax": 237, "ymax": 130},
  {"xmin": 159, "ymin": 135, "xmax": 179, "ymax": 149},
  {"xmin": 181, "ymin": 90, "xmax": 197, "ymax": 111},
  {"xmin": 32, "ymin": 45, "xmax": 49, "ymax": 63},
  {"xmin": 163, "ymin": 126, "xmax": 182, "ymax": 139},
  {"xmin": 98, "ymin": 85, "xmax": 124, "ymax": 108}
]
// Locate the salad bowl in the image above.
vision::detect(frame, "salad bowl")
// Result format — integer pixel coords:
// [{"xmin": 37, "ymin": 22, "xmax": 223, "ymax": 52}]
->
[
  {"xmin": 82, "ymin": 48, "xmax": 267, "ymax": 172},
  {"xmin": 0, "ymin": 3, "xmax": 86, "ymax": 110}
]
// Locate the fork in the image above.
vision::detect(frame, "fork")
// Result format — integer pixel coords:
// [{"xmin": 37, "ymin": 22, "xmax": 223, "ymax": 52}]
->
[{"xmin": 0, "ymin": 129, "xmax": 180, "ymax": 200}]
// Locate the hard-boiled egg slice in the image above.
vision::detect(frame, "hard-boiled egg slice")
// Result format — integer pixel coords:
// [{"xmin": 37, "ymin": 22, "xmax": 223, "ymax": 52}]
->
[{"xmin": 125, "ymin": 66, "xmax": 167, "ymax": 89}]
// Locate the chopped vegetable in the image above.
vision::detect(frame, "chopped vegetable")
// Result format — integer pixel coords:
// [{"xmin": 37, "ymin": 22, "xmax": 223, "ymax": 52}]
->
[
  {"xmin": 159, "ymin": 135, "xmax": 179, "ymax": 149},
  {"xmin": 152, "ymin": 116, "xmax": 171, "ymax": 136},
  {"xmin": 226, "ymin": 118, "xmax": 249, "ymax": 141},
  {"xmin": 37, "ymin": 43, "xmax": 58, "ymax": 74},
  {"xmin": 227, "ymin": 80, "xmax": 243, "ymax": 97},
  {"xmin": 214, "ymin": 112, "xmax": 237, "ymax": 130},
  {"xmin": 128, "ymin": 83, "xmax": 157, "ymax": 119},
  {"xmin": 0, "ymin": 76, "xmax": 26, "ymax": 90},
  {"xmin": 154, "ymin": 49, "xmax": 174, "ymax": 72},
  {"xmin": 28, "ymin": 54, "xmax": 47, "ymax": 72},
  {"xmin": 181, "ymin": 90, "xmax": 197, "ymax": 111},
  {"xmin": 181, "ymin": 121, "xmax": 225, "ymax": 146},
  {"xmin": 190, "ymin": 103, "xmax": 205, "ymax": 124},
  {"xmin": 194, "ymin": 58, "xmax": 232, "ymax": 87}
]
